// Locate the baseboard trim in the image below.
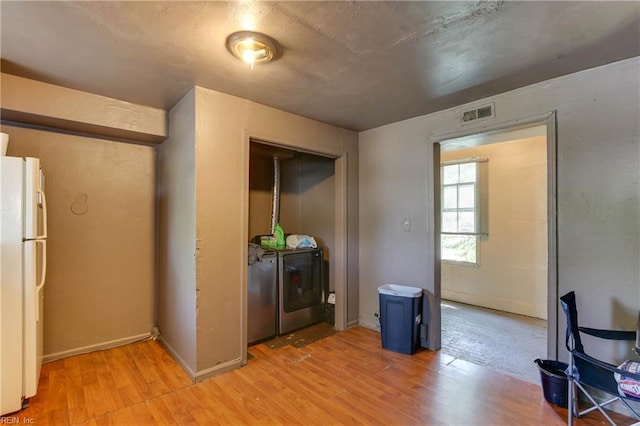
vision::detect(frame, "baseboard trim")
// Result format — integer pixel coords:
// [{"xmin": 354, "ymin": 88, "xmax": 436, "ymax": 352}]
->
[
  {"xmin": 358, "ymin": 319, "xmax": 380, "ymax": 332},
  {"xmin": 43, "ymin": 332, "xmax": 151, "ymax": 363},
  {"xmin": 442, "ymin": 290, "xmax": 546, "ymax": 320},
  {"xmin": 158, "ymin": 336, "xmax": 196, "ymax": 382},
  {"xmin": 347, "ymin": 319, "xmax": 360, "ymax": 328},
  {"xmin": 195, "ymin": 358, "xmax": 242, "ymax": 382},
  {"xmin": 158, "ymin": 338, "xmax": 243, "ymax": 383}
]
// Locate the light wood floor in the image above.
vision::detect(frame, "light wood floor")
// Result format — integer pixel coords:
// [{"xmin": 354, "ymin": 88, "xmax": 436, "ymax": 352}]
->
[{"xmin": 6, "ymin": 326, "xmax": 633, "ymax": 425}]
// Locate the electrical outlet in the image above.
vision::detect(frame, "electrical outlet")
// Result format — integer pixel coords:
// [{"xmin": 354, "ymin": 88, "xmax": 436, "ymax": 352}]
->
[{"xmin": 403, "ymin": 218, "xmax": 411, "ymax": 232}]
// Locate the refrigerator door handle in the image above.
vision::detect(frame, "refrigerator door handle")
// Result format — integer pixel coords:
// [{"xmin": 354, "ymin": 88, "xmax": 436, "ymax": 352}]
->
[
  {"xmin": 35, "ymin": 239, "xmax": 47, "ymax": 322},
  {"xmin": 36, "ymin": 187, "xmax": 47, "ymax": 239}
]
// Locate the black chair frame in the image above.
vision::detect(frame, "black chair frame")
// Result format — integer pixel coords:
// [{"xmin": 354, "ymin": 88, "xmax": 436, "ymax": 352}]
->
[{"xmin": 560, "ymin": 291, "xmax": 640, "ymax": 426}]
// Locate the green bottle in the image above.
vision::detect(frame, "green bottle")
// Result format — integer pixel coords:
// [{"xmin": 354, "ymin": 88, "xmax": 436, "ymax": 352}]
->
[{"xmin": 274, "ymin": 223, "xmax": 285, "ymax": 248}]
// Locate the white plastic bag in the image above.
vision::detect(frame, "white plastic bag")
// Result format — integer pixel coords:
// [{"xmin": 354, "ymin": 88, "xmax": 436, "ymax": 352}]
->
[{"xmin": 285, "ymin": 234, "xmax": 317, "ymax": 249}]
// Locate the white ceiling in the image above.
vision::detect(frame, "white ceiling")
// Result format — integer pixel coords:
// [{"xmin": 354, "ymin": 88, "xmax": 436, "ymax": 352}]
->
[{"xmin": 1, "ymin": 1, "xmax": 639, "ymax": 131}]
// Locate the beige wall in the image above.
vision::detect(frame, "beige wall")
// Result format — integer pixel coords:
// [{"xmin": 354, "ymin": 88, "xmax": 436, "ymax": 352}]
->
[
  {"xmin": 248, "ymin": 149, "xmax": 335, "ymax": 295},
  {"xmin": 1, "ymin": 73, "xmax": 167, "ymax": 144},
  {"xmin": 294, "ymin": 154, "xmax": 336, "ymax": 264},
  {"xmin": 359, "ymin": 57, "xmax": 639, "ymax": 362},
  {"xmin": 161, "ymin": 86, "xmax": 358, "ymax": 379},
  {"xmin": 157, "ymin": 89, "xmax": 197, "ymax": 376},
  {"xmin": 441, "ymin": 136, "xmax": 548, "ymax": 319},
  {"xmin": 248, "ymin": 152, "xmax": 275, "ymax": 240},
  {"xmin": 249, "ymin": 149, "xmax": 335, "ymax": 268},
  {"xmin": 1, "ymin": 124, "xmax": 156, "ymax": 360},
  {"xmin": 0, "ymin": 74, "xmax": 357, "ymax": 378}
]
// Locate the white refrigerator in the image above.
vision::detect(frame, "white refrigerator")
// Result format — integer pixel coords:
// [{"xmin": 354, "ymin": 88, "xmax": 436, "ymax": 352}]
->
[{"xmin": 0, "ymin": 156, "xmax": 47, "ymax": 415}]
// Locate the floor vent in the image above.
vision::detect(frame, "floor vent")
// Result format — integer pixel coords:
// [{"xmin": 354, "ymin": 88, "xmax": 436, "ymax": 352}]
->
[{"xmin": 461, "ymin": 103, "xmax": 495, "ymax": 123}]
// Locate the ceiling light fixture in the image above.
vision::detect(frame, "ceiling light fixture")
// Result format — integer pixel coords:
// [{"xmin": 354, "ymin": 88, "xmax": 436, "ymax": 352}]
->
[{"xmin": 226, "ymin": 31, "xmax": 280, "ymax": 69}]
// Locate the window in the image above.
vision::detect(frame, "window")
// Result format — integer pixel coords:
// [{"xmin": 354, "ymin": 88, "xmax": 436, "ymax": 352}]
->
[{"xmin": 441, "ymin": 160, "xmax": 486, "ymax": 264}]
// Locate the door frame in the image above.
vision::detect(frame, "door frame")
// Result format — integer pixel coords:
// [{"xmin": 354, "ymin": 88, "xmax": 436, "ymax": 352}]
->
[
  {"xmin": 428, "ymin": 111, "xmax": 558, "ymax": 358},
  {"xmin": 240, "ymin": 135, "xmax": 349, "ymax": 365}
]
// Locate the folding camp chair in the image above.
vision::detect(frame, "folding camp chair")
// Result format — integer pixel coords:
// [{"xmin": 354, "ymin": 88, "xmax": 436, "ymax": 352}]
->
[{"xmin": 560, "ymin": 291, "xmax": 640, "ymax": 425}]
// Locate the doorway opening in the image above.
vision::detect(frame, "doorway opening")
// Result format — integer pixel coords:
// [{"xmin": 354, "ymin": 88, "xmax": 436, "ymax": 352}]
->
[
  {"xmin": 433, "ymin": 115, "xmax": 557, "ymax": 383},
  {"xmin": 245, "ymin": 139, "xmax": 345, "ymax": 356}
]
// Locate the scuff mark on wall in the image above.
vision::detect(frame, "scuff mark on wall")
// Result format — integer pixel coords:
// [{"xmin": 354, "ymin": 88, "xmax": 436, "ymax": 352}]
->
[{"xmin": 70, "ymin": 193, "xmax": 89, "ymax": 215}]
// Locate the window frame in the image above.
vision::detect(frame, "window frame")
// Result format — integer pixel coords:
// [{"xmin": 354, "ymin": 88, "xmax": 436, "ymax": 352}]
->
[{"xmin": 440, "ymin": 158, "xmax": 487, "ymax": 266}]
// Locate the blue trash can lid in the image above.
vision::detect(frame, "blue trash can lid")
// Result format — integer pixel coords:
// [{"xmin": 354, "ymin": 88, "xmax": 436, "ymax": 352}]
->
[{"xmin": 378, "ymin": 284, "xmax": 423, "ymax": 297}]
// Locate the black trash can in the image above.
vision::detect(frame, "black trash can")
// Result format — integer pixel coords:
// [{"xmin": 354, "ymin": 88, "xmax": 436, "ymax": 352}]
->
[
  {"xmin": 378, "ymin": 284, "xmax": 423, "ymax": 355},
  {"xmin": 534, "ymin": 358, "xmax": 569, "ymax": 408}
]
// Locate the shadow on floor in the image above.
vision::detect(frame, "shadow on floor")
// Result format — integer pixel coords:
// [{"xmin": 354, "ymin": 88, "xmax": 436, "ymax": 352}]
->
[{"xmin": 250, "ymin": 322, "xmax": 338, "ymax": 354}]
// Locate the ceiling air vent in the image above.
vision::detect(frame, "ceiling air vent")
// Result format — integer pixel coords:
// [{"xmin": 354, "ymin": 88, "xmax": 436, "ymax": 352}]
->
[{"xmin": 461, "ymin": 103, "xmax": 495, "ymax": 123}]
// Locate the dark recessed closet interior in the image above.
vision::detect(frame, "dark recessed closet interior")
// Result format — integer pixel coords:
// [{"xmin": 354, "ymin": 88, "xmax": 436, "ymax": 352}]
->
[{"xmin": 248, "ymin": 140, "xmax": 336, "ymax": 343}]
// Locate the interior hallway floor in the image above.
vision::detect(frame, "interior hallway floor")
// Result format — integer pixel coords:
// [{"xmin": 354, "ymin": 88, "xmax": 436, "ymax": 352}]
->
[{"xmin": 441, "ymin": 299, "xmax": 547, "ymax": 385}]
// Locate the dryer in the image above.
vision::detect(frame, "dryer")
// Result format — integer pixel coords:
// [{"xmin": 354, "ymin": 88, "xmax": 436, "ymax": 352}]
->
[{"xmin": 276, "ymin": 247, "xmax": 325, "ymax": 335}]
